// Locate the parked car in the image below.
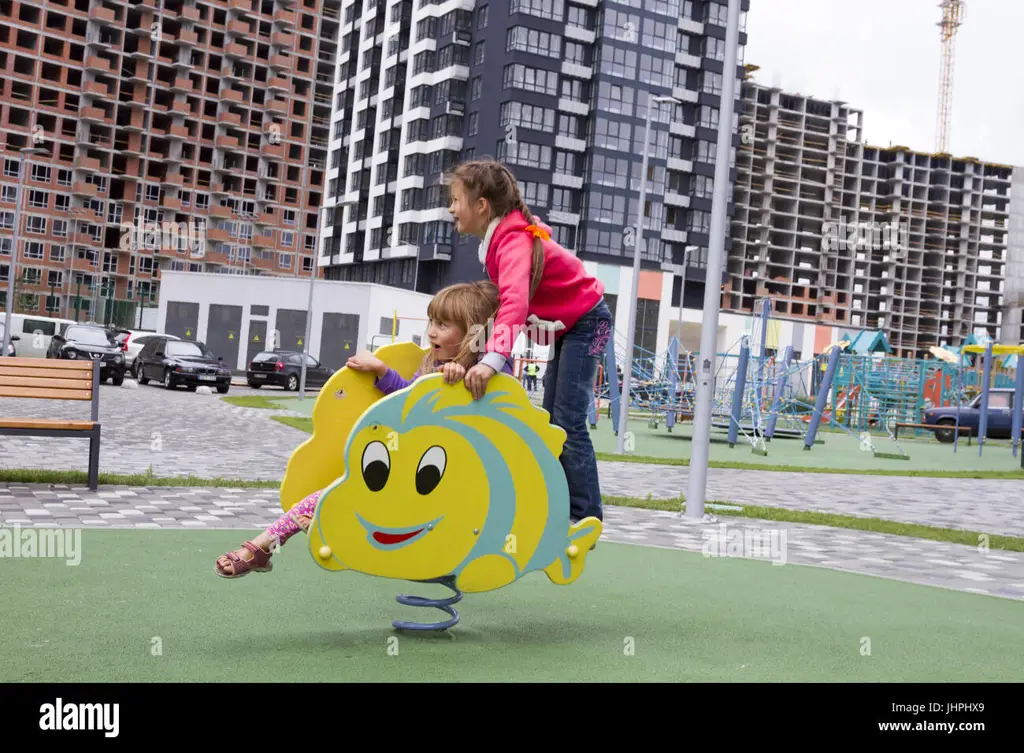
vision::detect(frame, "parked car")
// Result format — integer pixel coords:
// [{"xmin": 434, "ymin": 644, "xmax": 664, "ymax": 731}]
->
[
  {"xmin": 0, "ymin": 322, "xmax": 19, "ymax": 356},
  {"xmin": 114, "ymin": 329, "xmax": 181, "ymax": 372},
  {"xmin": 46, "ymin": 323, "xmax": 126, "ymax": 385},
  {"xmin": 2, "ymin": 314, "xmax": 76, "ymax": 358},
  {"xmin": 922, "ymin": 388, "xmax": 1022, "ymax": 442},
  {"xmin": 134, "ymin": 336, "xmax": 232, "ymax": 393},
  {"xmin": 246, "ymin": 350, "xmax": 335, "ymax": 390}
]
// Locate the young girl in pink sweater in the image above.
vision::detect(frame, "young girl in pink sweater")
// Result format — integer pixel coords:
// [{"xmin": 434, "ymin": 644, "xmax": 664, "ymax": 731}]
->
[{"xmin": 445, "ymin": 159, "xmax": 612, "ymax": 524}]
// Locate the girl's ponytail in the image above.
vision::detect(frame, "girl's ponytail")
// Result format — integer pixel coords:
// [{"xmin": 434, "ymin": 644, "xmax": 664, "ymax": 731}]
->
[{"xmin": 498, "ymin": 164, "xmax": 545, "ymax": 300}]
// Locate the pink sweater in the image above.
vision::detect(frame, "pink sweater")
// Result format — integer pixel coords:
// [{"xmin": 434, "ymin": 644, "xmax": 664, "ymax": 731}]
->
[{"xmin": 479, "ymin": 210, "xmax": 605, "ymax": 369}]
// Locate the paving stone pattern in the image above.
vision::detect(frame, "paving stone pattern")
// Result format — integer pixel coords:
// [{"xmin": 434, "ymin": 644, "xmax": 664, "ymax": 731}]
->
[
  {"xmin": 3, "ymin": 382, "xmax": 1023, "ymax": 601},
  {"xmin": 1, "ymin": 484, "xmax": 1022, "ymax": 602}
]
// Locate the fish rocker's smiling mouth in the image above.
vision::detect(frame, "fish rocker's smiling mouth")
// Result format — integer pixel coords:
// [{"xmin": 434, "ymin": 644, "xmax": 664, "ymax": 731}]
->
[{"xmin": 354, "ymin": 512, "xmax": 444, "ymax": 550}]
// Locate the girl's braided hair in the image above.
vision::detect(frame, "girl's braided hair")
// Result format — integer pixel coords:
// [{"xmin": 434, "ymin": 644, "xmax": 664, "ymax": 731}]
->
[{"xmin": 444, "ymin": 159, "xmax": 545, "ymax": 299}]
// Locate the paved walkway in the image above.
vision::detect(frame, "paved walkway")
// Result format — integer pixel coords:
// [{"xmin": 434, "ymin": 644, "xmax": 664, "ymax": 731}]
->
[
  {"xmin": 3, "ymin": 381, "xmax": 1023, "ymax": 601},
  {"xmin": 1, "ymin": 484, "xmax": 1021, "ymax": 602}
]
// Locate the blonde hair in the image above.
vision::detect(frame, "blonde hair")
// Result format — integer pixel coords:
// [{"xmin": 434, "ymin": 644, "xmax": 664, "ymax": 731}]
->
[
  {"xmin": 419, "ymin": 280, "xmax": 500, "ymax": 375},
  {"xmin": 444, "ymin": 159, "xmax": 545, "ymax": 299}
]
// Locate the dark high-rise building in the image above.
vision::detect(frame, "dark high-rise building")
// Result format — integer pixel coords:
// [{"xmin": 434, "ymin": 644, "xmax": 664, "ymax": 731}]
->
[{"xmin": 322, "ymin": 0, "xmax": 750, "ymax": 333}]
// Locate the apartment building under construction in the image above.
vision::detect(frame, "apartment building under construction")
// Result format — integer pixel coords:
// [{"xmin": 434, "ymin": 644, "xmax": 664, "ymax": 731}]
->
[
  {"xmin": 0, "ymin": 0, "xmax": 338, "ymax": 327},
  {"xmin": 727, "ymin": 74, "xmax": 1013, "ymax": 359}
]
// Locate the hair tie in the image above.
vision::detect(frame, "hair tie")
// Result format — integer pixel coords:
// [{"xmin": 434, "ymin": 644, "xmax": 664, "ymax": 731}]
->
[{"xmin": 524, "ymin": 224, "xmax": 550, "ymax": 241}]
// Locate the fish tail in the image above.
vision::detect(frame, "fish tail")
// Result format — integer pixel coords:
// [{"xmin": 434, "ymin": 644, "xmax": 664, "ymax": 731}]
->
[{"xmin": 543, "ymin": 517, "xmax": 602, "ymax": 585}]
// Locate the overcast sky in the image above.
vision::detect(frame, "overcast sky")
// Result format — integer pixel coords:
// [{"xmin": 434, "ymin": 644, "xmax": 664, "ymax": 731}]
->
[{"xmin": 742, "ymin": 0, "xmax": 1024, "ymax": 167}]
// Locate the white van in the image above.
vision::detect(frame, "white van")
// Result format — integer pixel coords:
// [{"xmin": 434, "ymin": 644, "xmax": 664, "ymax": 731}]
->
[{"xmin": 3, "ymin": 314, "xmax": 77, "ymax": 358}]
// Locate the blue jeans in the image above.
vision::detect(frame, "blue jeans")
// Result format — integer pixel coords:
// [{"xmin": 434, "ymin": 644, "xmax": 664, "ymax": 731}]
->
[{"xmin": 542, "ymin": 299, "xmax": 613, "ymax": 522}]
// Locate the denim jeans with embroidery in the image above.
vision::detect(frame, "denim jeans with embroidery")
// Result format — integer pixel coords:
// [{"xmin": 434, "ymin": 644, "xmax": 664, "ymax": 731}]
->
[{"xmin": 542, "ymin": 299, "xmax": 613, "ymax": 522}]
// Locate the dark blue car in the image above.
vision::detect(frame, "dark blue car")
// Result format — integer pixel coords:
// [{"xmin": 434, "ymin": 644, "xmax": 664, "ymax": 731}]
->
[{"xmin": 922, "ymin": 388, "xmax": 1022, "ymax": 443}]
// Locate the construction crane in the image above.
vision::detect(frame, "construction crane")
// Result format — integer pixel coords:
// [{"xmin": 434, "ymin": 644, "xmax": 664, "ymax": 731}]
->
[{"xmin": 935, "ymin": 0, "xmax": 965, "ymax": 154}]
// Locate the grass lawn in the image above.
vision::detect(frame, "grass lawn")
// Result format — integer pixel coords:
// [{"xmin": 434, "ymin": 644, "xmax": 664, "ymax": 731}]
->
[{"xmin": 2, "ymin": 530, "xmax": 1021, "ymax": 682}]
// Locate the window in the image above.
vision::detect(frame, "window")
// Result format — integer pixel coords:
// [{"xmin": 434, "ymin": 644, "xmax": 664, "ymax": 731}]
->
[
  {"xmin": 473, "ymin": 41, "xmax": 485, "ymax": 65},
  {"xmin": 497, "ymin": 140, "xmax": 552, "ymax": 170},
  {"xmin": 502, "ymin": 64, "xmax": 559, "ymax": 96},
  {"xmin": 704, "ymin": 36, "xmax": 726, "ymax": 62},
  {"xmin": 506, "ymin": 26, "xmax": 561, "ymax": 59},
  {"xmin": 500, "ymin": 101, "xmax": 555, "ymax": 133},
  {"xmin": 705, "ymin": 1, "xmax": 729, "ymax": 26},
  {"xmin": 509, "ymin": 0, "xmax": 563, "ymax": 22},
  {"xmin": 642, "ymin": 18, "xmax": 675, "ymax": 51},
  {"xmin": 989, "ymin": 392, "xmax": 1011, "ymax": 409},
  {"xmin": 564, "ymin": 41, "xmax": 588, "ymax": 66},
  {"xmin": 471, "ymin": 76, "xmax": 482, "ymax": 100},
  {"xmin": 0, "ymin": 185, "xmax": 15, "ymax": 203},
  {"xmin": 476, "ymin": 4, "xmax": 488, "ymax": 28},
  {"xmin": 598, "ymin": 45, "xmax": 637, "ymax": 80},
  {"xmin": 701, "ymin": 71, "xmax": 723, "ymax": 96}
]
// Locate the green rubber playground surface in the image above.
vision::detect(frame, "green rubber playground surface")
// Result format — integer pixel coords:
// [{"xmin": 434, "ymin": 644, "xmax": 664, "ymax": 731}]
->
[
  {"xmin": 2, "ymin": 530, "xmax": 1021, "ymax": 682},
  {"xmin": 588, "ymin": 418, "xmax": 1024, "ymax": 473}
]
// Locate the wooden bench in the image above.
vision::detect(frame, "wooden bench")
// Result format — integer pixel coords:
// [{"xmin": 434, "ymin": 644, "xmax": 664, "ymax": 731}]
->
[
  {"xmin": 0, "ymin": 357, "xmax": 102, "ymax": 490},
  {"xmin": 894, "ymin": 421, "xmax": 971, "ymax": 444},
  {"xmin": 278, "ymin": 341, "xmax": 602, "ymax": 632}
]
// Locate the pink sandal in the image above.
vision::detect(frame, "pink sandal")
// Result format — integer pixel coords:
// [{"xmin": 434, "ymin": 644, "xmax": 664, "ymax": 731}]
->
[{"xmin": 214, "ymin": 541, "xmax": 274, "ymax": 578}]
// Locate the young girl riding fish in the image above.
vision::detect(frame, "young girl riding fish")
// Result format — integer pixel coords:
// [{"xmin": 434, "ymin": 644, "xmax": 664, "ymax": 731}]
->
[
  {"xmin": 446, "ymin": 159, "xmax": 612, "ymax": 526},
  {"xmin": 214, "ymin": 281, "xmax": 512, "ymax": 577}
]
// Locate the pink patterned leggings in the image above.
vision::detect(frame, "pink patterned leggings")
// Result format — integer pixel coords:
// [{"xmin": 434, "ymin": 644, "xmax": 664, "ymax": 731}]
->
[{"xmin": 265, "ymin": 489, "xmax": 323, "ymax": 546}]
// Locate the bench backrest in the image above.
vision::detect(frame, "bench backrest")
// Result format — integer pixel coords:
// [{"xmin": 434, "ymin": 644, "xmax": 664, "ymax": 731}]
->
[{"xmin": 0, "ymin": 357, "xmax": 99, "ymax": 419}]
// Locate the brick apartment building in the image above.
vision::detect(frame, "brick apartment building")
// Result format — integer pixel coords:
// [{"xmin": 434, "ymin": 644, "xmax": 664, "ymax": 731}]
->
[{"xmin": 0, "ymin": 0, "xmax": 339, "ymax": 328}]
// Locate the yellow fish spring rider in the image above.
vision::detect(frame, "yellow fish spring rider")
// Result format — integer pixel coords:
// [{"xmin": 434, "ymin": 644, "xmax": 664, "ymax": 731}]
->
[{"xmin": 279, "ymin": 341, "xmax": 603, "ymax": 631}]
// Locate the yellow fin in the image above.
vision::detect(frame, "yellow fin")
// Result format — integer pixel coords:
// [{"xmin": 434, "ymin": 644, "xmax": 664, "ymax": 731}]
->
[
  {"xmin": 544, "ymin": 517, "xmax": 602, "ymax": 585},
  {"xmin": 455, "ymin": 554, "xmax": 519, "ymax": 593},
  {"xmin": 279, "ymin": 341, "xmax": 427, "ymax": 512}
]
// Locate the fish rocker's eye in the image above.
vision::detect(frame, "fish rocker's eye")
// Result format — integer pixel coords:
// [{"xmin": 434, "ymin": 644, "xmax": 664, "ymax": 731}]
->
[
  {"xmin": 415, "ymin": 446, "xmax": 446, "ymax": 495},
  {"xmin": 361, "ymin": 441, "xmax": 390, "ymax": 492}
]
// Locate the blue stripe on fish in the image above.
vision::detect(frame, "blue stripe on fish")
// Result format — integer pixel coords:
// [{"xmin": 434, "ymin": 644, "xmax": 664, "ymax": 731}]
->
[{"xmin": 346, "ymin": 382, "xmax": 570, "ymax": 577}]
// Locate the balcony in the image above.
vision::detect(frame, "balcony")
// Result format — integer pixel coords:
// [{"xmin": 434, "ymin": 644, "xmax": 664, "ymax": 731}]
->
[
  {"xmin": 179, "ymin": 6, "xmax": 200, "ymax": 22},
  {"xmin": 171, "ymin": 76, "xmax": 194, "ymax": 93},
  {"xmin": 228, "ymin": 19, "xmax": 249, "ymax": 35},
  {"xmin": 221, "ymin": 88, "xmax": 244, "ymax": 104},
  {"xmin": 168, "ymin": 124, "xmax": 189, "ymax": 140},
  {"xmin": 73, "ymin": 181, "xmax": 99, "ymax": 197},
  {"xmin": 206, "ymin": 227, "xmax": 231, "ymax": 243},
  {"xmin": 74, "ymin": 156, "xmax": 102, "ymax": 173},
  {"xmin": 80, "ymin": 106, "xmax": 107, "ymax": 123},
  {"xmin": 85, "ymin": 55, "xmax": 114, "ymax": 74},
  {"xmin": 216, "ymin": 135, "xmax": 242, "ymax": 151},
  {"xmin": 164, "ymin": 173, "xmax": 185, "ymax": 187},
  {"xmin": 268, "ymin": 76, "xmax": 290, "ymax": 91},
  {"xmin": 274, "ymin": 10, "xmax": 297, "ymax": 27},
  {"xmin": 120, "ymin": 111, "xmax": 146, "ymax": 131},
  {"xmin": 85, "ymin": 81, "xmax": 113, "ymax": 100},
  {"xmin": 89, "ymin": 6, "xmax": 117, "ymax": 25},
  {"xmin": 265, "ymin": 99, "xmax": 289, "ymax": 116},
  {"xmin": 218, "ymin": 110, "xmax": 243, "ymax": 126},
  {"xmin": 229, "ymin": 0, "xmax": 255, "ymax": 16},
  {"xmin": 224, "ymin": 43, "xmax": 248, "ymax": 59},
  {"xmin": 178, "ymin": 30, "xmax": 200, "ymax": 46},
  {"xmin": 269, "ymin": 55, "xmax": 291, "ymax": 70},
  {"xmin": 272, "ymin": 31, "xmax": 294, "ymax": 47},
  {"xmin": 161, "ymin": 196, "xmax": 182, "ymax": 211},
  {"xmin": 260, "ymin": 142, "xmax": 285, "ymax": 159},
  {"xmin": 210, "ymin": 204, "xmax": 233, "ymax": 219}
]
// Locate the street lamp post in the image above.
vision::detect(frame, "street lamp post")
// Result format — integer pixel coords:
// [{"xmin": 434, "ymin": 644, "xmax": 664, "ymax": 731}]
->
[
  {"xmin": 685, "ymin": 0, "xmax": 742, "ymax": 520},
  {"xmin": 3, "ymin": 146, "xmax": 46, "ymax": 358},
  {"xmin": 299, "ymin": 195, "xmax": 357, "ymax": 400},
  {"xmin": 615, "ymin": 93, "xmax": 679, "ymax": 454}
]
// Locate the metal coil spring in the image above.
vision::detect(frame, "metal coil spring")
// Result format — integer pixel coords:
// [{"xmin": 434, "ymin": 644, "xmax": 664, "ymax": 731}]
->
[{"xmin": 392, "ymin": 575, "xmax": 463, "ymax": 632}]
